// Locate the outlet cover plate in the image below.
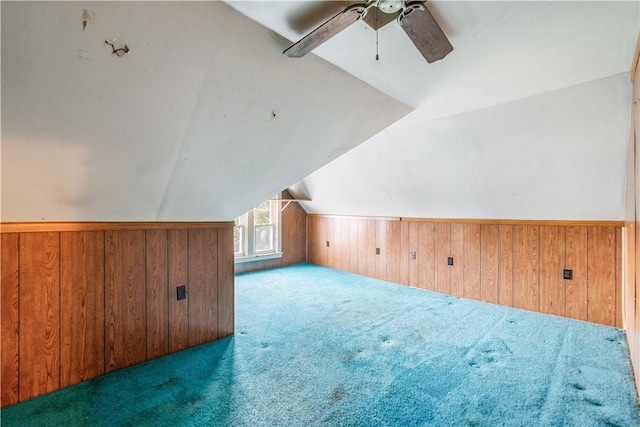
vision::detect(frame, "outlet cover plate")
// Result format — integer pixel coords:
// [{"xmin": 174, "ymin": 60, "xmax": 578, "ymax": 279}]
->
[
  {"xmin": 177, "ymin": 285, "xmax": 187, "ymax": 300},
  {"xmin": 563, "ymin": 269, "xmax": 573, "ymax": 280}
]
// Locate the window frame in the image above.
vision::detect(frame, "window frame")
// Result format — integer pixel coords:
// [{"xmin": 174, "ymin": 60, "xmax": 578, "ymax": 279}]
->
[{"xmin": 234, "ymin": 196, "xmax": 282, "ymax": 264}]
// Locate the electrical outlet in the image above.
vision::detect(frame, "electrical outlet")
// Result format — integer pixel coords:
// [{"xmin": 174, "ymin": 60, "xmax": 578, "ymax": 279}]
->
[
  {"xmin": 376, "ymin": 248, "xmax": 380, "ymax": 255},
  {"xmin": 563, "ymin": 269, "xmax": 573, "ymax": 280},
  {"xmin": 176, "ymin": 285, "xmax": 186, "ymax": 300},
  {"xmin": 448, "ymin": 257, "xmax": 454, "ymax": 266},
  {"xmin": 326, "ymin": 241, "xmax": 330, "ymax": 247},
  {"xmin": 410, "ymin": 251, "xmax": 416, "ymax": 260}
]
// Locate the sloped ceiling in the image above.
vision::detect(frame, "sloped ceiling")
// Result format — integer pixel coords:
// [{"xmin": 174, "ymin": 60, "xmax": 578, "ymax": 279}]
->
[
  {"xmin": 228, "ymin": 1, "xmax": 638, "ymax": 112},
  {"xmin": 291, "ymin": 74, "xmax": 631, "ymax": 220},
  {"xmin": 230, "ymin": 1, "xmax": 639, "ymax": 221},
  {"xmin": 3, "ymin": 1, "xmax": 639, "ymax": 223},
  {"xmin": 1, "ymin": 1, "xmax": 410, "ymax": 221}
]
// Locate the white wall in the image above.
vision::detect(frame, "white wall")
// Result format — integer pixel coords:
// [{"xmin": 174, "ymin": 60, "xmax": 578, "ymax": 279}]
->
[
  {"xmin": 292, "ymin": 74, "xmax": 632, "ymax": 221},
  {"xmin": 1, "ymin": 1, "xmax": 410, "ymax": 221}
]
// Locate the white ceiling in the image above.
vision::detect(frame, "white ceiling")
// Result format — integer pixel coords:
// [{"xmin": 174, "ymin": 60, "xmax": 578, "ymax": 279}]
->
[
  {"xmin": 227, "ymin": 1, "xmax": 639, "ymax": 112},
  {"xmin": 229, "ymin": 0, "xmax": 640, "ymax": 220},
  {"xmin": 1, "ymin": 1, "xmax": 409, "ymax": 221},
  {"xmin": 291, "ymin": 73, "xmax": 632, "ymax": 220},
  {"xmin": 2, "ymin": 1, "xmax": 639, "ymax": 222}
]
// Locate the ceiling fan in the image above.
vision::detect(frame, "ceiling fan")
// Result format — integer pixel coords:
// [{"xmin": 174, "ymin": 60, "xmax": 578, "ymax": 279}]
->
[{"xmin": 283, "ymin": 0, "xmax": 453, "ymax": 63}]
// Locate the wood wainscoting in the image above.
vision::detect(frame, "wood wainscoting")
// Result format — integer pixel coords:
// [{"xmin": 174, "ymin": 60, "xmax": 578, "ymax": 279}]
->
[
  {"xmin": 0, "ymin": 222, "xmax": 234, "ymax": 407},
  {"xmin": 624, "ymin": 38, "xmax": 640, "ymax": 394},
  {"xmin": 307, "ymin": 215, "xmax": 623, "ymax": 328}
]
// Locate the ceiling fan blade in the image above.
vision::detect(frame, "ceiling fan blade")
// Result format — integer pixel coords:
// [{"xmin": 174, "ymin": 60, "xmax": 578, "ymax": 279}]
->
[
  {"xmin": 398, "ymin": 1, "xmax": 453, "ymax": 63},
  {"xmin": 286, "ymin": 1, "xmax": 352, "ymax": 34},
  {"xmin": 284, "ymin": 3, "xmax": 368, "ymax": 58}
]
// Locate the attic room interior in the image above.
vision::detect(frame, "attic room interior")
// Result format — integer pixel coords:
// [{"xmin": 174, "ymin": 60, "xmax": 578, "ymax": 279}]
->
[{"xmin": 2, "ymin": 0, "xmax": 640, "ymax": 425}]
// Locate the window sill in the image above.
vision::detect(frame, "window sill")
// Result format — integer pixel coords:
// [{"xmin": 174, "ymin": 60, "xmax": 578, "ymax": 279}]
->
[{"xmin": 234, "ymin": 252, "xmax": 283, "ymax": 264}]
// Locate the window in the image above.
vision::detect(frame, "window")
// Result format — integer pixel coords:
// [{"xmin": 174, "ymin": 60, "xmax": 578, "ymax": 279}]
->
[
  {"xmin": 234, "ymin": 196, "xmax": 281, "ymax": 262},
  {"xmin": 234, "ymin": 216, "xmax": 245, "ymax": 256}
]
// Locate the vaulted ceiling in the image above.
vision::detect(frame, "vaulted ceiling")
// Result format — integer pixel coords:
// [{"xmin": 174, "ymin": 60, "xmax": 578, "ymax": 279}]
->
[
  {"xmin": 229, "ymin": 1, "xmax": 637, "ymax": 112},
  {"xmin": 1, "ymin": 1, "xmax": 408, "ymax": 221},
  {"xmin": 2, "ymin": 1, "xmax": 639, "ymax": 222},
  {"xmin": 229, "ymin": 1, "xmax": 639, "ymax": 220}
]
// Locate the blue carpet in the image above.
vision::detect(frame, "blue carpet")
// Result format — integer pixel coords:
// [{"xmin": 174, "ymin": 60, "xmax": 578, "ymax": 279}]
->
[{"xmin": 2, "ymin": 263, "xmax": 639, "ymax": 426}]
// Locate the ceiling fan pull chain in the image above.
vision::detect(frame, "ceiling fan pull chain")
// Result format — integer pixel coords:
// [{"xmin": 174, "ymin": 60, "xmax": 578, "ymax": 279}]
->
[{"xmin": 375, "ymin": 7, "xmax": 380, "ymax": 60}]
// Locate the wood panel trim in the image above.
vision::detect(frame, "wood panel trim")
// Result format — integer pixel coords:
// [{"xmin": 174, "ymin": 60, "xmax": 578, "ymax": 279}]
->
[
  {"xmin": 104, "ymin": 230, "xmax": 147, "ymax": 372},
  {"xmin": 308, "ymin": 215, "xmax": 622, "ymax": 227},
  {"xmin": 1, "ymin": 222, "xmax": 233, "ymax": 233},
  {"xmin": 168, "ymin": 229, "xmax": 189, "ymax": 353},
  {"xmin": 307, "ymin": 214, "xmax": 402, "ymax": 222},
  {"xmin": 400, "ymin": 218, "xmax": 623, "ymax": 227},
  {"xmin": 217, "ymin": 228, "xmax": 234, "ymax": 338},
  {"xmin": 145, "ymin": 230, "xmax": 169, "ymax": 360},
  {"xmin": 60, "ymin": 231, "xmax": 105, "ymax": 387},
  {"xmin": 19, "ymin": 232, "xmax": 60, "ymax": 400},
  {"xmin": 1, "ymin": 233, "xmax": 20, "ymax": 406}
]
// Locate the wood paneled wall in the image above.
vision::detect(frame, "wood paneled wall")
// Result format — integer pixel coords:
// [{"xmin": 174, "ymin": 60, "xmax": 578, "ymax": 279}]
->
[
  {"xmin": 308, "ymin": 215, "xmax": 623, "ymax": 327},
  {"xmin": 625, "ymin": 40, "xmax": 640, "ymax": 393},
  {"xmin": 0, "ymin": 222, "xmax": 234, "ymax": 407},
  {"xmin": 235, "ymin": 191, "xmax": 307, "ymax": 274}
]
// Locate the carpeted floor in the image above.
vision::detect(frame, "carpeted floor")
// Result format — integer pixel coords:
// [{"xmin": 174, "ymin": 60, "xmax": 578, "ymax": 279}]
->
[{"xmin": 2, "ymin": 263, "xmax": 639, "ymax": 426}]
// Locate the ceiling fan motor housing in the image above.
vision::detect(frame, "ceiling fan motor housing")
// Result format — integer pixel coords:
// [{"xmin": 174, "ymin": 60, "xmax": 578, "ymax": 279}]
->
[{"xmin": 377, "ymin": 0, "xmax": 403, "ymax": 14}]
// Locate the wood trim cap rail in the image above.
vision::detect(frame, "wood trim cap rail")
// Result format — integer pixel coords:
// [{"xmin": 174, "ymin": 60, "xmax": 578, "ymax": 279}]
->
[
  {"xmin": 307, "ymin": 214, "xmax": 402, "ymax": 222},
  {"xmin": 307, "ymin": 214, "xmax": 623, "ymax": 227},
  {"xmin": 1, "ymin": 222, "xmax": 234, "ymax": 233}
]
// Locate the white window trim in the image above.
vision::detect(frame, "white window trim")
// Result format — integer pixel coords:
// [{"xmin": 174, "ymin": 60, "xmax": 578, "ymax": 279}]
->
[
  {"xmin": 234, "ymin": 196, "xmax": 282, "ymax": 263},
  {"xmin": 235, "ymin": 251, "xmax": 283, "ymax": 264}
]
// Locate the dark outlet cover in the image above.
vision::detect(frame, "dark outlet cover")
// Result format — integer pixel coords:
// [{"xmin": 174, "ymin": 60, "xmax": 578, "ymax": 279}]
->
[
  {"xmin": 376, "ymin": 248, "xmax": 380, "ymax": 255},
  {"xmin": 563, "ymin": 269, "xmax": 573, "ymax": 280},
  {"xmin": 177, "ymin": 285, "xmax": 187, "ymax": 300},
  {"xmin": 410, "ymin": 251, "xmax": 417, "ymax": 260},
  {"xmin": 326, "ymin": 241, "xmax": 330, "ymax": 247},
  {"xmin": 448, "ymin": 257, "xmax": 454, "ymax": 266}
]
